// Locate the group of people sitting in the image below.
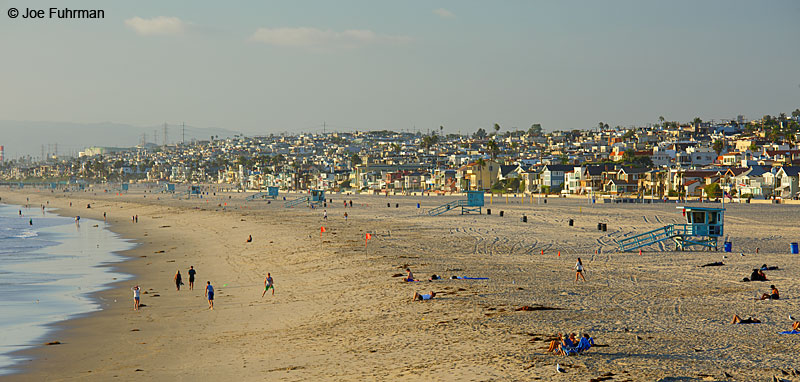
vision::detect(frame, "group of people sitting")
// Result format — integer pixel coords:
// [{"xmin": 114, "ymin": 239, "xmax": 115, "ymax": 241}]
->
[
  {"xmin": 546, "ymin": 332, "xmax": 595, "ymax": 356},
  {"xmin": 743, "ymin": 268, "xmax": 769, "ymax": 282}
]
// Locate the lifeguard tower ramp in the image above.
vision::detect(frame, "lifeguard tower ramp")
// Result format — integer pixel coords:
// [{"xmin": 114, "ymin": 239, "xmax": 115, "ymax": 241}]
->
[
  {"xmin": 428, "ymin": 191, "xmax": 484, "ymax": 216},
  {"xmin": 246, "ymin": 187, "xmax": 279, "ymax": 201},
  {"xmin": 160, "ymin": 183, "xmax": 176, "ymax": 193},
  {"xmin": 284, "ymin": 195, "xmax": 309, "ymax": 208},
  {"xmin": 616, "ymin": 207, "xmax": 724, "ymax": 252}
]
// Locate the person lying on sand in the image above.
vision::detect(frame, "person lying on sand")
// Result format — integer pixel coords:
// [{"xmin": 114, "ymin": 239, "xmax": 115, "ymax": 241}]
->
[
  {"xmin": 404, "ymin": 268, "xmax": 416, "ymax": 282},
  {"xmin": 731, "ymin": 314, "xmax": 761, "ymax": 324},
  {"xmin": 759, "ymin": 285, "xmax": 779, "ymax": 300},
  {"xmin": 412, "ymin": 291, "xmax": 435, "ymax": 301},
  {"xmin": 761, "ymin": 264, "xmax": 779, "ymax": 271},
  {"xmin": 429, "ymin": 274, "xmax": 441, "ymax": 281},
  {"xmin": 792, "ymin": 321, "xmax": 800, "ymax": 332}
]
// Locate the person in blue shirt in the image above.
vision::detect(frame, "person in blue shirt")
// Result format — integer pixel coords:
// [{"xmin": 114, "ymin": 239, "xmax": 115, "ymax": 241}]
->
[{"xmin": 205, "ymin": 281, "xmax": 214, "ymax": 310}]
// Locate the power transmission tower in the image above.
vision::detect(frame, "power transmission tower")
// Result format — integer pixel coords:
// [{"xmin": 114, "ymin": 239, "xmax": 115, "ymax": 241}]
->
[
  {"xmin": 182, "ymin": 122, "xmax": 185, "ymax": 144},
  {"xmin": 163, "ymin": 123, "xmax": 168, "ymax": 146}
]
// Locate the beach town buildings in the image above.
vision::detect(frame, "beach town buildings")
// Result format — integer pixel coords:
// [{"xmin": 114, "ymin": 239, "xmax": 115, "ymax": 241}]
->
[{"xmin": 2, "ymin": 111, "xmax": 800, "ymax": 200}]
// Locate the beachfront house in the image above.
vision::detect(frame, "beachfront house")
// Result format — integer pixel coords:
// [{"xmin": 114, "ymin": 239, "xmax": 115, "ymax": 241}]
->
[
  {"xmin": 540, "ymin": 164, "xmax": 573, "ymax": 193},
  {"xmin": 776, "ymin": 166, "xmax": 800, "ymax": 199}
]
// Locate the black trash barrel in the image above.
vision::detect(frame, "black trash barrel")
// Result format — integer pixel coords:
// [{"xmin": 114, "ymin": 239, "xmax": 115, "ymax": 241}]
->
[
  {"xmin": 395, "ymin": 203, "xmax": 399, "ymax": 208},
  {"xmin": 569, "ymin": 219, "xmax": 574, "ymax": 226},
  {"xmin": 602, "ymin": 223, "xmax": 607, "ymax": 232},
  {"xmin": 598, "ymin": 223, "xmax": 602, "ymax": 231},
  {"xmin": 387, "ymin": 203, "xmax": 391, "ymax": 207},
  {"xmin": 500, "ymin": 211, "xmax": 504, "ymax": 217},
  {"xmin": 522, "ymin": 215, "xmax": 527, "ymax": 223},
  {"xmin": 487, "ymin": 209, "xmax": 491, "ymax": 215}
]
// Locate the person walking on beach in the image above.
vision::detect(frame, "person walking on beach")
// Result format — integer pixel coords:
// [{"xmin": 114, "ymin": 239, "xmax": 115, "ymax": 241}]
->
[
  {"xmin": 575, "ymin": 258, "xmax": 586, "ymax": 282},
  {"xmin": 205, "ymin": 281, "xmax": 214, "ymax": 310},
  {"xmin": 344, "ymin": 212, "xmax": 348, "ymax": 221},
  {"xmin": 262, "ymin": 273, "xmax": 274, "ymax": 297},
  {"xmin": 103, "ymin": 212, "xmax": 106, "ymax": 221},
  {"xmin": 132, "ymin": 285, "xmax": 141, "ymax": 311},
  {"xmin": 323, "ymin": 209, "xmax": 328, "ymax": 220},
  {"xmin": 174, "ymin": 270, "xmax": 183, "ymax": 291},
  {"xmin": 188, "ymin": 266, "xmax": 196, "ymax": 290}
]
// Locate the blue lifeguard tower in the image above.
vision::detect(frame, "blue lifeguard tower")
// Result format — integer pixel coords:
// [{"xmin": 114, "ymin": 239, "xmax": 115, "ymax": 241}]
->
[
  {"xmin": 284, "ymin": 189, "xmax": 326, "ymax": 208},
  {"xmin": 309, "ymin": 189, "xmax": 326, "ymax": 206},
  {"xmin": 246, "ymin": 186, "xmax": 279, "ymax": 201},
  {"xmin": 617, "ymin": 206, "xmax": 724, "ymax": 252},
  {"xmin": 428, "ymin": 191, "xmax": 485, "ymax": 216}
]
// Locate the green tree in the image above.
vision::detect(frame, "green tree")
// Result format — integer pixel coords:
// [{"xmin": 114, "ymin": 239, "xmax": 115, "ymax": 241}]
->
[
  {"xmin": 473, "ymin": 128, "xmax": 487, "ymax": 139},
  {"xmin": 486, "ymin": 140, "xmax": 500, "ymax": 160},
  {"xmin": 622, "ymin": 130, "xmax": 635, "ymax": 140},
  {"xmin": 350, "ymin": 153, "xmax": 362, "ymax": 165},
  {"xmin": 792, "ymin": 108, "xmax": 800, "ymax": 119},
  {"xmin": 712, "ymin": 140, "xmax": 725, "ymax": 156},
  {"xmin": 704, "ymin": 183, "xmax": 721, "ymax": 199},
  {"xmin": 528, "ymin": 123, "xmax": 542, "ymax": 136},
  {"xmin": 493, "ymin": 123, "xmax": 501, "ymax": 136}
]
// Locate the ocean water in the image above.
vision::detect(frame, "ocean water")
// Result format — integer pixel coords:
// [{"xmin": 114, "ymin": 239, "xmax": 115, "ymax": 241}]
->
[{"xmin": 0, "ymin": 204, "xmax": 135, "ymax": 375}]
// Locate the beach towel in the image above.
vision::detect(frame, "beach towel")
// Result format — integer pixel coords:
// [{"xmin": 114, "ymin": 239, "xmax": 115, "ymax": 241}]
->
[
  {"xmin": 453, "ymin": 276, "xmax": 490, "ymax": 280},
  {"xmin": 779, "ymin": 330, "xmax": 800, "ymax": 334}
]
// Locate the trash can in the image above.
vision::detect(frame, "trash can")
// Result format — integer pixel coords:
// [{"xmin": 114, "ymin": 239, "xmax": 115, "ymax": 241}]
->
[
  {"xmin": 724, "ymin": 242, "xmax": 732, "ymax": 252},
  {"xmin": 416, "ymin": 203, "xmax": 420, "ymax": 208},
  {"xmin": 597, "ymin": 223, "xmax": 602, "ymax": 231},
  {"xmin": 499, "ymin": 211, "xmax": 504, "ymax": 217},
  {"xmin": 522, "ymin": 215, "xmax": 527, "ymax": 223},
  {"xmin": 569, "ymin": 219, "xmax": 574, "ymax": 226},
  {"xmin": 602, "ymin": 223, "xmax": 607, "ymax": 232},
  {"xmin": 487, "ymin": 209, "xmax": 491, "ymax": 215},
  {"xmin": 387, "ymin": 203, "xmax": 391, "ymax": 207},
  {"xmin": 395, "ymin": 203, "xmax": 399, "ymax": 208},
  {"xmin": 791, "ymin": 243, "xmax": 799, "ymax": 254}
]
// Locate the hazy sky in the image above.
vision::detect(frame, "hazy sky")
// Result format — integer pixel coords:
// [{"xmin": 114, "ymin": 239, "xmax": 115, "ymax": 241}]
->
[{"xmin": 1, "ymin": 0, "xmax": 799, "ymax": 136}]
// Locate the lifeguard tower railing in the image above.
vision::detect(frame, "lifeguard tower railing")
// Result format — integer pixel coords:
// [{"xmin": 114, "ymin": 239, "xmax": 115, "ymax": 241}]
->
[
  {"xmin": 428, "ymin": 191, "xmax": 484, "ymax": 216},
  {"xmin": 616, "ymin": 206, "xmax": 724, "ymax": 252}
]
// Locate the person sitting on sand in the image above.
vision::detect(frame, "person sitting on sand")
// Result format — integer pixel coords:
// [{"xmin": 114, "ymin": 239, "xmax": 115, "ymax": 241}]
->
[
  {"xmin": 404, "ymin": 268, "xmax": 416, "ymax": 282},
  {"xmin": 554, "ymin": 334, "xmax": 577, "ymax": 356},
  {"xmin": 546, "ymin": 333, "xmax": 563, "ymax": 353},
  {"xmin": 412, "ymin": 291, "xmax": 435, "ymax": 301},
  {"xmin": 246, "ymin": 235, "xmax": 252, "ymax": 243},
  {"xmin": 575, "ymin": 333, "xmax": 595, "ymax": 352},
  {"xmin": 792, "ymin": 321, "xmax": 800, "ymax": 332},
  {"xmin": 731, "ymin": 314, "xmax": 761, "ymax": 324},
  {"xmin": 759, "ymin": 285, "xmax": 779, "ymax": 300}
]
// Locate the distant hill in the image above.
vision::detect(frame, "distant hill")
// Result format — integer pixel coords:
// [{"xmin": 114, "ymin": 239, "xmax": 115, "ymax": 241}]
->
[{"xmin": 0, "ymin": 120, "xmax": 240, "ymax": 160}]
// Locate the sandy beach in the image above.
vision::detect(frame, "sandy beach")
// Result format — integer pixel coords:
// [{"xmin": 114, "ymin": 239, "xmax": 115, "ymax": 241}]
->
[{"xmin": 2, "ymin": 188, "xmax": 799, "ymax": 381}]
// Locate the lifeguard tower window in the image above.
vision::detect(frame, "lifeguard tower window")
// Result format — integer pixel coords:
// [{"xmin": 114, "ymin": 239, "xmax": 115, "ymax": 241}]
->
[
  {"xmin": 690, "ymin": 211, "xmax": 705, "ymax": 224},
  {"xmin": 708, "ymin": 212, "xmax": 718, "ymax": 225}
]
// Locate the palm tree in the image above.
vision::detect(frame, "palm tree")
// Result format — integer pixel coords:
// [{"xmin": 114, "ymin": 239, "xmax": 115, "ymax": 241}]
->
[
  {"xmin": 658, "ymin": 116, "xmax": 665, "ymax": 127},
  {"xmin": 493, "ymin": 123, "xmax": 501, "ymax": 136},
  {"xmin": 439, "ymin": 125, "xmax": 444, "ymax": 136}
]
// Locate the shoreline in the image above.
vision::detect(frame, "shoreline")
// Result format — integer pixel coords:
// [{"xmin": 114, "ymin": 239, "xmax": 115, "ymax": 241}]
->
[
  {"xmin": 0, "ymin": 198, "xmax": 140, "ymax": 378},
  {"xmin": 1, "ymin": 188, "xmax": 799, "ymax": 381}
]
